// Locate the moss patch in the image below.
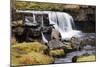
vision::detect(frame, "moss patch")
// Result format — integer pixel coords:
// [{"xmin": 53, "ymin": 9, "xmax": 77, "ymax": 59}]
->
[
  {"xmin": 49, "ymin": 49, "xmax": 65, "ymax": 57},
  {"xmin": 75, "ymin": 55, "xmax": 96, "ymax": 62}
]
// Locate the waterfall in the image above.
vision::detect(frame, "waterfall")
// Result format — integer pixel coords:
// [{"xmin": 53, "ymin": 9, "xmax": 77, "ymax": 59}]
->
[
  {"xmin": 49, "ymin": 12, "xmax": 81, "ymax": 40},
  {"xmin": 16, "ymin": 10, "xmax": 81, "ymax": 42},
  {"xmin": 41, "ymin": 33, "xmax": 48, "ymax": 43},
  {"xmin": 49, "ymin": 12, "xmax": 75, "ymax": 32},
  {"xmin": 24, "ymin": 11, "xmax": 81, "ymax": 42},
  {"xmin": 56, "ymin": 12, "xmax": 73, "ymax": 32}
]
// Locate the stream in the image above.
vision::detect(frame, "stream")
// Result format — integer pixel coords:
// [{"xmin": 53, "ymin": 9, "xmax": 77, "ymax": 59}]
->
[{"xmin": 54, "ymin": 33, "xmax": 96, "ymax": 63}]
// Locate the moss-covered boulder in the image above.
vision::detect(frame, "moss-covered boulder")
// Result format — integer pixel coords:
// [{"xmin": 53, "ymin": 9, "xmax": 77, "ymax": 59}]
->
[
  {"xmin": 49, "ymin": 49, "xmax": 65, "ymax": 57},
  {"xmin": 72, "ymin": 55, "xmax": 96, "ymax": 62}
]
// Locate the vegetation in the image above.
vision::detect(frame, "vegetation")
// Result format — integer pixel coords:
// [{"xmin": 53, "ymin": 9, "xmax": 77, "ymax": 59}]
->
[
  {"xmin": 15, "ymin": 1, "xmax": 63, "ymax": 11},
  {"xmin": 72, "ymin": 55, "xmax": 96, "ymax": 62},
  {"xmin": 12, "ymin": 42, "xmax": 47, "ymax": 53},
  {"xmin": 49, "ymin": 49, "xmax": 65, "ymax": 57},
  {"xmin": 11, "ymin": 42, "xmax": 54, "ymax": 65},
  {"xmin": 76, "ymin": 55, "xmax": 96, "ymax": 62},
  {"xmin": 14, "ymin": 1, "xmax": 80, "ymax": 11},
  {"xmin": 12, "ymin": 51, "xmax": 54, "ymax": 65},
  {"xmin": 11, "ymin": 1, "xmax": 96, "ymax": 65}
]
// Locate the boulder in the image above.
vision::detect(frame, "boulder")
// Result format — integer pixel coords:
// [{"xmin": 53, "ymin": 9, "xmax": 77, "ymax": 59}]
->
[{"xmin": 72, "ymin": 55, "xmax": 96, "ymax": 62}]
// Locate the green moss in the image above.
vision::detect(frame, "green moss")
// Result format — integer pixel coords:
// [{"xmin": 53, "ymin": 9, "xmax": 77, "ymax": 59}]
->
[
  {"xmin": 76, "ymin": 55, "xmax": 96, "ymax": 62},
  {"xmin": 49, "ymin": 49, "xmax": 65, "ymax": 57}
]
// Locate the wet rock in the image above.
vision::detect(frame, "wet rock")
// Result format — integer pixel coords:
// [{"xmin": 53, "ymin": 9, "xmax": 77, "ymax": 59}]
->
[
  {"xmin": 79, "ymin": 33, "xmax": 96, "ymax": 50},
  {"xmin": 48, "ymin": 39, "xmax": 66, "ymax": 50},
  {"xmin": 70, "ymin": 37, "xmax": 81, "ymax": 50},
  {"xmin": 64, "ymin": 42, "xmax": 72, "ymax": 49},
  {"xmin": 51, "ymin": 28, "xmax": 61, "ymax": 40}
]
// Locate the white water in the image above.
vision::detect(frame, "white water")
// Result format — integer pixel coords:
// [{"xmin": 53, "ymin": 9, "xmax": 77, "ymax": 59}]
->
[
  {"xmin": 17, "ymin": 10, "xmax": 81, "ymax": 42},
  {"xmin": 29, "ymin": 11, "xmax": 82, "ymax": 43},
  {"xmin": 42, "ymin": 12, "xmax": 82, "ymax": 43},
  {"xmin": 54, "ymin": 33, "xmax": 96, "ymax": 63},
  {"xmin": 49, "ymin": 12, "xmax": 81, "ymax": 40}
]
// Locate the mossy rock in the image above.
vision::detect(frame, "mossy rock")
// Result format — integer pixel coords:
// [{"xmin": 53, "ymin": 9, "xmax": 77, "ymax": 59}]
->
[
  {"xmin": 72, "ymin": 55, "xmax": 96, "ymax": 62},
  {"xmin": 49, "ymin": 49, "xmax": 65, "ymax": 57}
]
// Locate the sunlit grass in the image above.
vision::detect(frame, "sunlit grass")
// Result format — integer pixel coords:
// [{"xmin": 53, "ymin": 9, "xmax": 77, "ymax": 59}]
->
[
  {"xmin": 11, "ymin": 42, "xmax": 54, "ymax": 65},
  {"xmin": 12, "ymin": 42, "xmax": 47, "ymax": 53}
]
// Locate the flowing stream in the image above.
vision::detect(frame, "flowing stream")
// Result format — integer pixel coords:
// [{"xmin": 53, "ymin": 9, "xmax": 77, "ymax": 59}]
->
[{"xmin": 54, "ymin": 33, "xmax": 96, "ymax": 63}]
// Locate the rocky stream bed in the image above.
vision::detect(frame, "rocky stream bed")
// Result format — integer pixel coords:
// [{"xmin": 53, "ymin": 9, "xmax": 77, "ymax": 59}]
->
[{"xmin": 54, "ymin": 33, "xmax": 96, "ymax": 63}]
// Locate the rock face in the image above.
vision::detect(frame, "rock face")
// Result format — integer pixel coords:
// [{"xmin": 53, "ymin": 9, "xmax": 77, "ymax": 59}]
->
[
  {"xmin": 70, "ymin": 37, "xmax": 80, "ymax": 50},
  {"xmin": 48, "ymin": 39, "xmax": 66, "ymax": 50},
  {"xmin": 63, "ymin": 6, "xmax": 95, "ymax": 33},
  {"xmin": 63, "ymin": 6, "xmax": 96, "ymax": 22},
  {"xmin": 51, "ymin": 28, "xmax": 60, "ymax": 40}
]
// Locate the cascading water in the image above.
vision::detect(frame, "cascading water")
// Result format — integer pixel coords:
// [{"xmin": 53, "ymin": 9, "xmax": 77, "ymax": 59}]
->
[
  {"xmin": 49, "ymin": 12, "xmax": 81, "ymax": 40},
  {"xmin": 16, "ymin": 10, "xmax": 81, "ymax": 42}
]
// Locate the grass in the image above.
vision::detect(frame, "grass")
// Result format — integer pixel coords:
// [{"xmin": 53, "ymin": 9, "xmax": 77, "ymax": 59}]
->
[
  {"xmin": 11, "ymin": 42, "xmax": 54, "ymax": 65},
  {"xmin": 12, "ymin": 42, "xmax": 47, "ymax": 53},
  {"xmin": 12, "ymin": 51, "xmax": 54, "ymax": 65}
]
